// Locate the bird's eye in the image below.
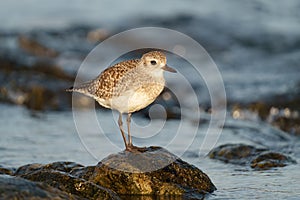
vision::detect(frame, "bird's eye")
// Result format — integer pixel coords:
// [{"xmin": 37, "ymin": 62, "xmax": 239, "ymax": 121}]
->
[{"xmin": 150, "ymin": 60, "xmax": 157, "ymax": 65}]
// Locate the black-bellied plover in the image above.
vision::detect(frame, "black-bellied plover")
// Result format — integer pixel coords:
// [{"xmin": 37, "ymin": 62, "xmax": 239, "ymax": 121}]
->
[{"xmin": 67, "ymin": 51, "xmax": 176, "ymax": 151}]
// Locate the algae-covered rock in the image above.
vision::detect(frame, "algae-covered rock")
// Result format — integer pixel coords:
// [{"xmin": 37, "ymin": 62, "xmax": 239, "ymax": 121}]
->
[
  {"xmin": 0, "ymin": 175, "xmax": 81, "ymax": 200},
  {"xmin": 15, "ymin": 162, "xmax": 120, "ymax": 200},
  {"xmin": 209, "ymin": 143, "xmax": 296, "ymax": 170},
  {"xmin": 9, "ymin": 148, "xmax": 215, "ymax": 199},
  {"xmin": 18, "ymin": 34, "xmax": 59, "ymax": 57},
  {"xmin": 208, "ymin": 143, "xmax": 267, "ymax": 165},
  {"xmin": 251, "ymin": 152, "xmax": 297, "ymax": 170},
  {"xmin": 271, "ymin": 116, "xmax": 300, "ymax": 136},
  {"xmin": 88, "ymin": 146, "xmax": 216, "ymax": 197},
  {"xmin": 14, "ymin": 161, "xmax": 83, "ymax": 176},
  {"xmin": 0, "ymin": 165, "xmax": 15, "ymax": 175}
]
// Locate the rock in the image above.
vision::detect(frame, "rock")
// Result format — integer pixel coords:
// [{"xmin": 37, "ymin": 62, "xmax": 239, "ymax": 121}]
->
[
  {"xmin": 15, "ymin": 162, "xmax": 119, "ymax": 200},
  {"xmin": 0, "ymin": 165, "xmax": 15, "ymax": 175},
  {"xmin": 0, "ymin": 175, "xmax": 81, "ymax": 200},
  {"xmin": 270, "ymin": 115, "xmax": 300, "ymax": 136},
  {"xmin": 247, "ymin": 102, "xmax": 271, "ymax": 120},
  {"xmin": 88, "ymin": 146, "xmax": 216, "ymax": 198},
  {"xmin": 11, "ymin": 149, "xmax": 215, "ymax": 199},
  {"xmin": 0, "ymin": 57, "xmax": 75, "ymax": 111},
  {"xmin": 14, "ymin": 163, "xmax": 44, "ymax": 176},
  {"xmin": 14, "ymin": 161, "xmax": 83, "ymax": 176},
  {"xmin": 70, "ymin": 166, "xmax": 96, "ymax": 180},
  {"xmin": 230, "ymin": 92, "xmax": 300, "ymax": 136},
  {"xmin": 87, "ymin": 28, "xmax": 109, "ymax": 43},
  {"xmin": 0, "ymin": 26, "xmax": 97, "ymax": 111},
  {"xmin": 208, "ymin": 143, "xmax": 267, "ymax": 165},
  {"xmin": 19, "ymin": 170, "xmax": 120, "ymax": 200},
  {"xmin": 251, "ymin": 152, "xmax": 297, "ymax": 170},
  {"xmin": 209, "ymin": 144, "xmax": 296, "ymax": 170},
  {"xmin": 18, "ymin": 34, "xmax": 59, "ymax": 57}
]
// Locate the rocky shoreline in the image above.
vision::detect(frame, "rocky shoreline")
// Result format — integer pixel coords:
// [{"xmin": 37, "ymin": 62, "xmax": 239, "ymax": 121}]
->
[
  {"xmin": 1, "ymin": 143, "xmax": 297, "ymax": 199},
  {"xmin": 1, "ymin": 15, "xmax": 300, "ymax": 199},
  {"xmin": 209, "ymin": 143, "xmax": 296, "ymax": 170},
  {"xmin": 1, "ymin": 24, "xmax": 299, "ymax": 132},
  {"xmin": 0, "ymin": 147, "xmax": 216, "ymax": 200}
]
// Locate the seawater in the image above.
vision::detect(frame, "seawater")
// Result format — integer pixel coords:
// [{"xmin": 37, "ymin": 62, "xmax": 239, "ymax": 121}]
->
[{"xmin": 1, "ymin": 104, "xmax": 299, "ymax": 199}]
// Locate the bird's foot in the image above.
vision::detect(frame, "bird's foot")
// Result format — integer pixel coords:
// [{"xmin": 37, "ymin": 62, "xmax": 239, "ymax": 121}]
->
[{"xmin": 125, "ymin": 144, "xmax": 147, "ymax": 153}]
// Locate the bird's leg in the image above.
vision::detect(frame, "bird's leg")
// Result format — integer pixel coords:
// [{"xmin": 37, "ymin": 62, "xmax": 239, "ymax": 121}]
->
[
  {"xmin": 127, "ymin": 113, "xmax": 132, "ymax": 147},
  {"xmin": 118, "ymin": 113, "xmax": 128, "ymax": 149}
]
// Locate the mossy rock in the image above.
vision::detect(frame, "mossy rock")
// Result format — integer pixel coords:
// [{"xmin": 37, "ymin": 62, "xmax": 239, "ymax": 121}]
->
[
  {"xmin": 209, "ymin": 143, "xmax": 296, "ymax": 170},
  {"xmin": 11, "ymin": 147, "xmax": 216, "ymax": 199},
  {"xmin": 251, "ymin": 152, "xmax": 297, "ymax": 170},
  {"xmin": 0, "ymin": 175, "xmax": 81, "ymax": 200},
  {"xmin": 208, "ymin": 143, "xmax": 266, "ymax": 165},
  {"xmin": 88, "ymin": 146, "xmax": 216, "ymax": 197},
  {"xmin": 15, "ymin": 162, "xmax": 120, "ymax": 200}
]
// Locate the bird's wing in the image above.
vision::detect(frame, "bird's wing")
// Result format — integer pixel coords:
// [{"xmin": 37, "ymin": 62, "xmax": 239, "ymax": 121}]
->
[
  {"xmin": 91, "ymin": 59, "xmax": 140, "ymax": 99},
  {"xmin": 68, "ymin": 59, "xmax": 140, "ymax": 100}
]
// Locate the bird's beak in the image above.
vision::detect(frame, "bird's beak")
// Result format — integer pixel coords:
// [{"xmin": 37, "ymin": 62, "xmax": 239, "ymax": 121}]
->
[{"xmin": 162, "ymin": 65, "xmax": 177, "ymax": 73}]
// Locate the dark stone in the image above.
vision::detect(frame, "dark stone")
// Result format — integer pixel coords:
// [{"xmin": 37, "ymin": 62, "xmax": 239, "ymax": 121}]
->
[
  {"xmin": 88, "ymin": 146, "xmax": 216, "ymax": 198},
  {"xmin": 14, "ymin": 162, "xmax": 119, "ymax": 200},
  {"xmin": 11, "ymin": 149, "xmax": 215, "ymax": 199},
  {"xmin": 14, "ymin": 163, "xmax": 44, "ymax": 176},
  {"xmin": 70, "ymin": 166, "xmax": 96, "ymax": 180},
  {"xmin": 0, "ymin": 27, "xmax": 95, "ymax": 111},
  {"xmin": 0, "ymin": 166, "xmax": 15, "ymax": 175},
  {"xmin": 271, "ymin": 116, "xmax": 300, "ymax": 136},
  {"xmin": 19, "ymin": 170, "xmax": 120, "ymax": 200},
  {"xmin": 0, "ymin": 175, "xmax": 81, "ymax": 200},
  {"xmin": 14, "ymin": 161, "xmax": 83, "ymax": 176},
  {"xmin": 247, "ymin": 102, "xmax": 271, "ymax": 120},
  {"xmin": 209, "ymin": 143, "xmax": 296, "ymax": 170},
  {"xmin": 251, "ymin": 152, "xmax": 297, "ymax": 170},
  {"xmin": 230, "ymin": 92, "xmax": 300, "ymax": 136},
  {"xmin": 208, "ymin": 143, "xmax": 266, "ymax": 165},
  {"xmin": 18, "ymin": 34, "xmax": 59, "ymax": 57},
  {"xmin": 0, "ymin": 53, "xmax": 75, "ymax": 111}
]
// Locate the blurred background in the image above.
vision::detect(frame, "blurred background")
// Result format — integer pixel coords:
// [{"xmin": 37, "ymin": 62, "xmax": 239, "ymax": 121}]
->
[{"xmin": 0, "ymin": 0, "xmax": 299, "ymax": 199}]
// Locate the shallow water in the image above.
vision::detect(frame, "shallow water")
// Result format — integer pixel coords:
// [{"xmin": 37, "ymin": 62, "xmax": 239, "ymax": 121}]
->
[
  {"xmin": 1, "ymin": 104, "xmax": 299, "ymax": 199},
  {"xmin": 1, "ymin": 0, "xmax": 300, "ymax": 199}
]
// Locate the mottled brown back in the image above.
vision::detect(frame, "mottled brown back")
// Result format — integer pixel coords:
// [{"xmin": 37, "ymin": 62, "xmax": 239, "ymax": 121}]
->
[{"xmin": 70, "ymin": 59, "xmax": 140, "ymax": 100}]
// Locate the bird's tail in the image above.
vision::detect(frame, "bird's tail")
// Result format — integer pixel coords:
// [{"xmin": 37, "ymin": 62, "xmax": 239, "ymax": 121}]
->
[{"xmin": 66, "ymin": 80, "xmax": 96, "ymax": 97}]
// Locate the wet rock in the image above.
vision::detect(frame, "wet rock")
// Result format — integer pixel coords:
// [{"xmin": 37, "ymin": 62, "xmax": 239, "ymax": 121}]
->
[
  {"xmin": 208, "ymin": 144, "xmax": 267, "ymax": 165},
  {"xmin": 230, "ymin": 92, "xmax": 300, "ymax": 137},
  {"xmin": 209, "ymin": 144, "xmax": 296, "ymax": 170},
  {"xmin": 15, "ymin": 162, "xmax": 120, "ymax": 200},
  {"xmin": 269, "ymin": 109, "xmax": 300, "ymax": 136},
  {"xmin": 87, "ymin": 28, "xmax": 109, "ymax": 43},
  {"xmin": 0, "ymin": 175, "xmax": 81, "ymax": 200},
  {"xmin": 18, "ymin": 34, "xmax": 59, "ymax": 57},
  {"xmin": 247, "ymin": 102, "xmax": 271, "ymax": 120},
  {"xmin": 251, "ymin": 152, "xmax": 297, "ymax": 170},
  {"xmin": 0, "ymin": 26, "xmax": 101, "ymax": 111},
  {"xmin": 70, "ymin": 166, "xmax": 96, "ymax": 180},
  {"xmin": 0, "ymin": 57, "xmax": 75, "ymax": 111},
  {"xmin": 0, "ymin": 165, "xmax": 15, "ymax": 175},
  {"xmin": 271, "ymin": 116, "xmax": 300, "ymax": 136},
  {"xmin": 14, "ymin": 161, "xmax": 83, "ymax": 176},
  {"xmin": 14, "ymin": 163, "xmax": 44, "ymax": 176},
  {"xmin": 19, "ymin": 170, "xmax": 120, "ymax": 200},
  {"xmin": 88, "ymin": 146, "xmax": 216, "ymax": 198},
  {"xmin": 11, "ymin": 149, "xmax": 215, "ymax": 199}
]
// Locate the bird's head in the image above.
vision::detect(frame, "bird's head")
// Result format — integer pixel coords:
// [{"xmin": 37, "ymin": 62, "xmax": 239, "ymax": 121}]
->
[{"xmin": 141, "ymin": 51, "xmax": 177, "ymax": 73}]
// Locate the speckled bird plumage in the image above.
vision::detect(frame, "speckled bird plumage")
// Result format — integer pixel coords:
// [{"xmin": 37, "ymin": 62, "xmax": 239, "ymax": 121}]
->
[{"xmin": 68, "ymin": 51, "xmax": 176, "ymax": 151}]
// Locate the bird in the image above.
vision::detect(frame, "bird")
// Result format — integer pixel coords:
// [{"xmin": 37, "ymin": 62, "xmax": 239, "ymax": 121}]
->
[{"xmin": 67, "ymin": 51, "xmax": 176, "ymax": 151}]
